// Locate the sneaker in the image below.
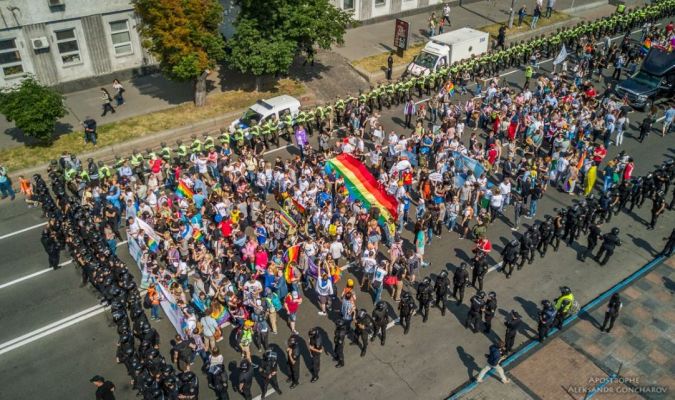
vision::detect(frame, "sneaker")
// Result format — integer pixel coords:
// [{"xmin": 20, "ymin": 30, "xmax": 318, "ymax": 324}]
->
[
  {"xmin": 318, "ymin": 311, "xmax": 326, "ymax": 316},
  {"xmin": 511, "ymin": 227, "xmax": 519, "ymax": 231}
]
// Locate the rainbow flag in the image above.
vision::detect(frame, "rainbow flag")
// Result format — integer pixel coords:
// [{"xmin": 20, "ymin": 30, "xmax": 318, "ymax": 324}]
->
[
  {"xmin": 326, "ymin": 153, "xmax": 398, "ymax": 223},
  {"xmin": 284, "ymin": 264, "xmax": 295, "ymax": 284},
  {"xmin": 211, "ymin": 302, "xmax": 230, "ymax": 325},
  {"xmin": 445, "ymin": 81, "xmax": 455, "ymax": 96},
  {"xmin": 145, "ymin": 236, "xmax": 159, "ymax": 253},
  {"xmin": 192, "ymin": 229, "xmax": 204, "ymax": 243},
  {"xmin": 641, "ymin": 38, "xmax": 651, "ymax": 55},
  {"xmin": 277, "ymin": 209, "xmax": 297, "ymax": 228},
  {"xmin": 291, "ymin": 198, "xmax": 306, "ymax": 214},
  {"xmin": 284, "ymin": 244, "xmax": 301, "ymax": 264},
  {"xmin": 175, "ymin": 180, "xmax": 194, "ymax": 199}
]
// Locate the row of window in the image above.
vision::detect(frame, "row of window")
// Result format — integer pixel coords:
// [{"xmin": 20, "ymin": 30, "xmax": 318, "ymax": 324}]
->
[
  {"xmin": 0, "ymin": 19, "xmax": 133, "ymax": 79},
  {"xmin": 341, "ymin": 0, "xmax": 415, "ymax": 11}
]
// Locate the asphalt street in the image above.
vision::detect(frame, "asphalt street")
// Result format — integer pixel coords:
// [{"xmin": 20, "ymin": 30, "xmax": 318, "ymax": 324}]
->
[{"xmin": 0, "ymin": 30, "xmax": 673, "ymax": 400}]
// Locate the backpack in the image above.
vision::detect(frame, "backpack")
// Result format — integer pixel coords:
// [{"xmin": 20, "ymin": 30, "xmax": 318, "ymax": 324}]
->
[
  {"xmin": 569, "ymin": 300, "xmax": 580, "ymax": 315},
  {"xmin": 269, "ymin": 293, "xmax": 282, "ymax": 312},
  {"xmin": 143, "ymin": 292, "xmax": 152, "ymax": 309}
]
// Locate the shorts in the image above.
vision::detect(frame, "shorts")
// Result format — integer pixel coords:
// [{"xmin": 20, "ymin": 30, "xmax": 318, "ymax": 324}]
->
[
  {"xmin": 319, "ymin": 295, "xmax": 329, "ymax": 306},
  {"xmin": 288, "ymin": 312, "xmax": 297, "ymax": 322}
]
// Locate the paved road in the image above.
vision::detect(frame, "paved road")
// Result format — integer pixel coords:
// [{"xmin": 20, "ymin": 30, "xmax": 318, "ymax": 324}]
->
[{"xmin": 0, "ymin": 30, "xmax": 673, "ymax": 400}]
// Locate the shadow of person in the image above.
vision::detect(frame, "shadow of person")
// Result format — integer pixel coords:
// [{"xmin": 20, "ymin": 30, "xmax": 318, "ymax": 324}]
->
[
  {"xmin": 514, "ymin": 296, "xmax": 539, "ymax": 321},
  {"xmin": 457, "ymin": 345, "xmax": 481, "ymax": 380},
  {"xmin": 662, "ymin": 276, "xmax": 675, "ymax": 293},
  {"xmin": 578, "ymin": 311, "xmax": 602, "ymax": 330},
  {"xmin": 626, "ymin": 233, "xmax": 658, "ymax": 256}
]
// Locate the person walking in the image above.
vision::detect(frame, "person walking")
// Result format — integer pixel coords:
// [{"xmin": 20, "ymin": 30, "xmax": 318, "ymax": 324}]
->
[
  {"xmin": 90, "ymin": 375, "xmax": 115, "ymax": 400},
  {"xmin": 612, "ymin": 54, "xmax": 624, "ymax": 80},
  {"xmin": 403, "ymin": 99, "xmax": 416, "ymax": 128},
  {"xmin": 112, "ymin": 79, "xmax": 125, "ymax": 106},
  {"xmin": 662, "ymin": 105, "xmax": 674, "ymax": 137},
  {"xmin": 600, "ymin": 293, "xmax": 622, "ymax": 333},
  {"xmin": 443, "ymin": 2, "xmax": 452, "ymax": 26},
  {"xmin": 100, "ymin": 88, "xmax": 116, "ymax": 116},
  {"xmin": 475, "ymin": 340, "xmax": 510, "ymax": 384},
  {"xmin": 546, "ymin": 0, "xmax": 556, "ymax": 18},
  {"xmin": 658, "ymin": 228, "xmax": 675, "ymax": 257},
  {"xmin": 41, "ymin": 229, "xmax": 60, "ymax": 270},
  {"xmin": 530, "ymin": 5, "xmax": 541, "ymax": 30},
  {"xmin": 517, "ymin": 5, "xmax": 527, "ymax": 27},
  {"xmin": 147, "ymin": 283, "xmax": 162, "ymax": 321},
  {"xmin": 0, "ymin": 164, "xmax": 16, "ymax": 200},
  {"xmin": 386, "ymin": 52, "xmax": 394, "ymax": 81},
  {"xmin": 82, "ymin": 117, "xmax": 97, "ymax": 145}
]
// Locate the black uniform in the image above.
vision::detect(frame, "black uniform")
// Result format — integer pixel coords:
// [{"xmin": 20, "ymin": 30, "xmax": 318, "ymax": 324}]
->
[
  {"xmin": 582, "ymin": 224, "xmax": 602, "ymax": 261},
  {"xmin": 595, "ymin": 231, "xmax": 621, "ymax": 265},
  {"xmin": 41, "ymin": 229, "xmax": 61, "ymax": 270},
  {"xmin": 238, "ymin": 365, "xmax": 253, "ymax": 400},
  {"xmin": 333, "ymin": 324, "xmax": 347, "ymax": 367},
  {"xmin": 648, "ymin": 195, "xmax": 666, "ymax": 229},
  {"xmin": 501, "ymin": 240, "xmax": 520, "ymax": 278},
  {"xmin": 416, "ymin": 281, "xmax": 433, "ymax": 322},
  {"xmin": 519, "ymin": 231, "xmax": 533, "ymax": 266},
  {"xmin": 504, "ymin": 313, "xmax": 522, "ymax": 353},
  {"xmin": 452, "ymin": 266, "xmax": 469, "ymax": 303},
  {"xmin": 308, "ymin": 333, "xmax": 323, "ymax": 382},
  {"xmin": 287, "ymin": 342, "xmax": 301, "ymax": 387},
  {"xmin": 537, "ymin": 306, "xmax": 555, "ymax": 342},
  {"xmin": 601, "ymin": 295, "xmax": 622, "ymax": 333},
  {"xmin": 398, "ymin": 294, "xmax": 415, "ymax": 334},
  {"xmin": 483, "ymin": 295, "xmax": 497, "ymax": 333},
  {"xmin": 371, "ymin": 306, "xmax": 389, "ymax": 345},
  {"xmin": 465, "ymin": 294, "xmax": 484, "ymax": 332},
  {"xmin": 660, "ymin": 228, "xmax": 675, "ymax": 257},
  {"xmin": 434, "ymin": 275, "xmax": 450, "ymax": 315},
  {"xmin": 538, "ymin": 220, "xmax": 553, "ymax": 257},
  {"xmin": 354, "ymin": 313, "xmax": 374, "ymax": 357},
  {"xmin": 471, "ymin": 258, "xmax": 488, "ymax": 291}
]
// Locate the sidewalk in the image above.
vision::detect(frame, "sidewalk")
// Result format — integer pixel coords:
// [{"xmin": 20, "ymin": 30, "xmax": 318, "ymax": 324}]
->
[{"xmin": 461, "ymin": 257, "xmax": 674, "ymax": 399}]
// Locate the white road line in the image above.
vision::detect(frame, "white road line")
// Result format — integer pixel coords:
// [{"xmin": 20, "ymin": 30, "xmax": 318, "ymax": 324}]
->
[
  {"xmin": 0, "ymin": 240, "xmax": 127, "ymax": 290},
  {"xmin": 263, "ymin": 144, "xmax": 293, "ymax": 155},
  {"xmin": 252, "ymin": 389, "xmax": 277, "ymax": 400},
  {"xmin": 0, "ymin": 222, "xmax": 47, "ymax": 240}
]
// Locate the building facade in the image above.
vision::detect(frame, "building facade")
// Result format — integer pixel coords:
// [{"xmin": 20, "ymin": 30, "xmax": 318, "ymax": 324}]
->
[
  {"xmin": 331, "ymin": 0, "xmax": 444, "ymax": 22},
  {"xmin": 0, "ymin": 0, "xmax": 149, "ymax": 89}
]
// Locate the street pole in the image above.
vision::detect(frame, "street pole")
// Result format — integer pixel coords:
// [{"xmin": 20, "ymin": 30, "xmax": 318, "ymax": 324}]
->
[
  {"xmin": 508, "ymin": 0, "xmax": 516, "ymax": 29},
  {"xmin": 570, "ymin": 0, "xmax": 576, "ymax": 11}
]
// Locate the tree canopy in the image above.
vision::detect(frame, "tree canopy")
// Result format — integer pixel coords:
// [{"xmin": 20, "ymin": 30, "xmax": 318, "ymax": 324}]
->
[
  {"xmin": 227, "ymin": 0, "xmax": 355, "ymax": 76},
  {"xmin": 133, "ymin": 0, "xmax": 226, "ymax": 104},
  {"xmin": 0, "ymin": 77, "xmax": 67, "ymax": 144}
]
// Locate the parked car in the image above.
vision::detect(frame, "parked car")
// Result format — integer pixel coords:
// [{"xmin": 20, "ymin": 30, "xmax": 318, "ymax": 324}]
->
[
  {"xmin": 229, "ymin": 95, "xmax": 301, "ymax": 132},
  {"xmin": 615, "ymin": 48, "xmax": 675, "ymax": 110}
]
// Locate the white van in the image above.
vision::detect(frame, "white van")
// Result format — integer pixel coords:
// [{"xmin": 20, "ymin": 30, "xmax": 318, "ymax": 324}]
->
[
  {"xmin": 229, "ymin": 95, "xmax": 301, "ymax": 132},
  {"xmin": 407, "ymin": 28, "xmax": 489, "ymax": 77}
]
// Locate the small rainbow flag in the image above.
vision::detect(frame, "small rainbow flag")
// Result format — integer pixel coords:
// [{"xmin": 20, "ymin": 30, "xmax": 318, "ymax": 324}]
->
[
  {"xmin": 145, "ymin": 236, "xmax": 159, "ymax": 253},
  {"xmin": 277, "ymin": 209, "xmax": 297, "ymax": 228},
  {"xmin": 445, "ymin": 81, "xmax": 455, "ymax": 96},
  {"xmin": 291, "ymin": 198, "xmax": 306, "ymax": 214},
  {"xmin": 284, "ymin": 244, "xmax": 301, "ymax": 264},
  {"xmin": 211, "ymin": 302, "xmax": 229, "ymax": 325},
  {"xmin": 641, "ymin": 38, "xmax": 651, "ymax": 55},
  {"xmin": 192, "ymin": 229, "xmax": 204, "ymax": 243},
  {"xmin": 175, "ymin": 180, "xmax": 194, "ymax": 199}
]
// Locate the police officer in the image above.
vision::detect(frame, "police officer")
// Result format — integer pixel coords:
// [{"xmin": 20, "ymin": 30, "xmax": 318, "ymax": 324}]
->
[
  {"xmin": 538, "ymin": 300, "xmax": 556, "ymax": 342},
  {"xmin": 538, "ymin": 217, "xmax": 554, "ymax": 257},
  {"xmin": 41, "ymin": 228, "xmax": 61, "ymax": 270},
  {"xmin": 554, "ymin": 286, "xmax": 575, "ymax": 329},
  {"xmin": 434, "ymin": 271, "xmax": 450, "ymax": 315},
  {"xmin": 471, "ymin": 256, "xmax": 488, "ymax": 291},
  {"xmin": 237, "ymin": 360, "xmax": 253, "ymax": 400},
  {"xmin": 601, "ymin": 293, "xmax": 622, "ymax": 333},
  {"xmin": 564, "ymin": 205, "xmax": 580, "ymax": 245},
  {"xmin": 416, "ymin": 277, "xmax": 433, "ymax": 322},
  {"xmin": 502, "ymin": 239, "xmax": 520, "ymax": 279},
  {"xmin": 177, "ymin": 371, "xmax": 199, "ymax": 400},
  {"xmin": 286, "ymin": 334, "xmax": 301, "ymax": 388},
  {"xmin": 207, "ymin": 363, "xmax": 229, "ymax": 400},
  {"xmin": 648, "ymin": 191, "xmax": 666, "ymax": 230},
  {"xmin": 484, "ymin": 292, "xmax": 497, "ymax": 334},
  {"xmin": 659, "ymin": 228, "xmax": 675, "ymax": 257},
  {"xmin": 527, "ymin": 225, "xmax": 540, "ymax": 263},
  {"xmin": 452, "ymin": 263, "xmax": 469, "ymax": 304},
  {"xmin": 308, "ymin": 327, "xmax": 323, "ymax": 382},
  {"xmin": 465, "ymin": 291, "xmax": 485, "ymax": 332},
  {"xmin": 333, "ymin": 319, "xmax": 347, "ymax": 368},
  {"xmin": 371, "ymin": 301, "xmax": 389, "ymax": 345},
  {"xmin": 398, "ymin": 291, "xmax": 415, "ymax": 335},
  {"xmin": 353, "ymin": 309, "xmax": 374, "ymax": 357},
  {"xmin": 552, "ymin": 209, "xmax": 566, "ymax": 251},
  {"xmin": 595, "ymin": 227, "xmax": 622, "ymax": 265},
  {"xmin": 260, "ymin": 349, "xmax": 282, "ymax": 398},
  {"xmin": 582, "ymin": 221, "xmax": 602, "ymax": 261},
  {"xmin": 504, "ymin": 310, "xmax": 522, "ymax": 353}
]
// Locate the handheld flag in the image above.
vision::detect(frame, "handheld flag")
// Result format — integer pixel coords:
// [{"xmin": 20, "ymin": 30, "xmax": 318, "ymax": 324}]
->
[
  {"xmin": 175, "ymin": 180, "xmax": 194, "ymax": 199},
  {"xmin": 553, "ymin": 45, "xmax": 568, "ymax": 66}
]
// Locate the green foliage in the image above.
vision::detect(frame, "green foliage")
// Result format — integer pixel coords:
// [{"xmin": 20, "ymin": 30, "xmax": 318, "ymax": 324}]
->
[
  {"xmin": 133, "ymin": 0, "xmax": 226, "ymax": 82},
  {"xmin": 0, "ymin": 77, "xmax": 67, "ymax": 144},
  {"xmin": 227, "ymin": 0, "xmax": 355, "ymax": 76}
]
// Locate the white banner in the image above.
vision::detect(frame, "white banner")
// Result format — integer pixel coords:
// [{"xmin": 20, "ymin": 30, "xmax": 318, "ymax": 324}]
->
[{"xmin": 553, "ymin": 45, "xmax": 568, "ymax": 65}]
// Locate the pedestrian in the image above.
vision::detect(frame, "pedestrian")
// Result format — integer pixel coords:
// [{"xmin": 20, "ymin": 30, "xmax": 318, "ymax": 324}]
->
[
  {"xmin": 386, "ymin": 52, "xmax": 394, "ymax": 81},
  {"xmin": 333, "ymin": 319, "xmax": 348, "ymax": 367},
  {"xmin": 497, "ymin": 26, "xmax": 506, "ymax": 50},
  {"xmin": 443, "ymin": 2, "xmax": 452, "ymax": 26},
  {"xmin": 546, "ymin": 0, "xmax": 555, "ymax": 18},
  {"xmin": 286, "ymin": 334, "xmax": 301, "ymax": 389},
  {"xmin": 503, "ymin": 310, "xmax": 521, "ymax": 353},
  {"xmin": 0, "ymin": 165, "xmax": 15, "ymax": 201},
  {"xmin": 90, "ymin": 375, "xmax": 115, "ymax": 400},
  {"xmin": 238, "ymin": 359, "xmax": 254, "ymax": 400},
  {"xmin": 147, "ymin": 283, "xmax": 162, "ymax": 321},
  {"xmin": 612, "ymin": 54, "xmax": 624, "ymax": 80},
  {"xmin": 524, "ymin": 65, "xmax": 534, "ymax": 89},
  {"xmin": 538, "ymin": 300, "xmax": 556, "ymax": 342},
  {"xmin": 638, "ymin": 116, "xmax": 653, "ymax": 143},
  {"xmin": 483, "ymin": 292, "xmax": 497, "ymax": 333},
  {"xmin": 595, "ymin": 227, "xmax": 621, "ymax": 265},
  {"xmin": 41, "ymin": 229, "xmax": 60, "ymax": 270},
  {"xmin": 600, "ymin": 293, "xmax": 622, "ymax": 333},
  {"xmin": 662, "ymin": 105, "xmax": 674, "ymax": 137},
  {"xmin": 553, "ymin": 286, "xmax": 575, "ymax": 329},
  {"xmin": 371, "ymin": 301, "xmax": 389, "ymax": 345},
  {"xmin": 100, "ymin": 88, "xmax": 116, "ymax": 116},
  {"xmin": 308, "ymin": 327, "xmax": 323, "ymax": 382},
  {"xmin": 284, "ymin": 290, "xmax": 302, "ymax": 334},
  {"xmin": 465, "ymin": 291, "xmax": 485, "ymax": 332},
  {"xmin": 648, "ymin": 192, "xmax": 666, "ymax": 230},
  {"xmin": 518, "ymin": 5, "xmax": 527, "ymax": 27},
  {"xmin": 82, "ymin": 117, "xmax": 97, "ymax": 145},
  {"xmin": 403, "ymin": 99, "xmax": 416, "ymax": 128},
  {"xmin": 582, "ymin": 221, "xmax": 602, "ymax": 261},
  {"xmin": 475, "ymin": 340, "xmax": 510, "ymax": 384},
  {"xmin": 112, "ymin": 79, "xmax": 125, "ymax": 106},
  {"xmin": 530, "ymin": 5, "xmax": 541, "ymax": 30},
  {"xmin": 428, "ymin": 12, "xmax": 437, "ymax": 37},
  {"xmin": 260, "ymin": 349, "xmax": 282, "ymax": 398}
]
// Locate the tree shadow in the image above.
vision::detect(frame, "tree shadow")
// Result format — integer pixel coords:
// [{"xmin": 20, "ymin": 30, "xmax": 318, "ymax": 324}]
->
[
  {"xmin": 130, "ymin": 73, "xmax": 194, "ymax": 105},
  {"xmin": 3, "ymin": 121, "xmax": 75, "ymax": 147},
  {"xmin": 456, "ymin": 345, "xmax": 480, "ymax": 380}
]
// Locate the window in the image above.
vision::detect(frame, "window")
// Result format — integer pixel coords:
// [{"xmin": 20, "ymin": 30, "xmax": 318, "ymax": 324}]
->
[
  {"xmin": 0, "ymin": 39, "xmax": 24, "ymax": 78},
  {"xmin": 343, "ymin": 0, "xmax": 354, "ymax": 10},
  {"xmin": 375, "ymin": 0, "xmax": 386, "ymax": 5},
  {"xmin": 55, "ymin": 28, "xmax": 81, "ymax": 64},
  {"xmin": 109, "ymin": 20, "xmax": 133, "ymax": 56}
]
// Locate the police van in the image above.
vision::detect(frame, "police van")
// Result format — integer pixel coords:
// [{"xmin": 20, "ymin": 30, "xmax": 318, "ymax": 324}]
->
[{"xmin": 229, "ymin": 95, "xmax": 301, "ymax": 133}]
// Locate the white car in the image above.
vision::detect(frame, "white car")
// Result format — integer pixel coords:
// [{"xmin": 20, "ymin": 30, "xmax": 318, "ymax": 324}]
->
[{"xmin": 229, "ymin": 95, "xmax": 301, "ymax": 133}]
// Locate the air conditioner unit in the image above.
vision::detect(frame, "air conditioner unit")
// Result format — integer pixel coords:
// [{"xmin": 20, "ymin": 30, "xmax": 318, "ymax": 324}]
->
[
  {"xmin": 31, "ymin": 37, "xmax": 50, "ymax": 50},
  {"xmin": 48, "ymin": 0, "xmax": 65, "ymax": 6}
]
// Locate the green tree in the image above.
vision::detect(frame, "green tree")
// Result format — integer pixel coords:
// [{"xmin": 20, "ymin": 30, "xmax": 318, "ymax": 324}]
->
[
  {"xmin": 227, "ymin": 0, "xmax": 354, "ymax": 85},
  {"xmin": 133, "ymin": 0, "xmax": 226, "ymax": 106},
  {"xmin": 0, "ymin": 77, "xmax": 67, "ymax": 144}
]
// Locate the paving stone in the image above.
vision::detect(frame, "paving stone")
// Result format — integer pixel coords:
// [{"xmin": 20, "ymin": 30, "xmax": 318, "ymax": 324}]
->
[
  {"xmin": 636, "ymin": 359, "xmax": 657, "ymax": 375},
  {"xmin": 634, "ymin": 279, "xmax": 653, "ymax": 291},
  {"xmin": 627, "ymin": 336, "xmax": 647, "ymax": 351},
  {"xmin": 603, "ymin": 355, "xmax": 622, "ymax": 371},
  {"xmin": 651, "ymin": 318, "xmax": 669, "ymax": 332},
  {"xmin": 563, "ymin": 329, "xmax": 581, "ymax": 344},
  {"xmin": 599, "ymin": 334, "xmax": 616, "ymax": 347},
  {"xmin": 622, "ymin": 287, "xmax": 641, "ymax": 299},
  {"xmin": 641, "ymin": 326, "xmax": 660, "ymax": 342},
  {"xmin": 649, "ymin": 349, "xmax": 669, "ymax": 365},
  {"xmin": 656, "ymin": 337, "xmax": 675, "ymax": 354},
  {"xmin": 621, "ymin": 317, "xmax": 638, "ymax": 328},
  {"xmin": 642, "ymin": 298, "xmax": 659, "ymax": 310}
]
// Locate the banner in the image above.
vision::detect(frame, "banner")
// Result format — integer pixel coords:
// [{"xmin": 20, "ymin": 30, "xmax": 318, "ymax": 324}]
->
[
  {"xmin": 452, "ymin": 151, "xmax": 486, "ymax": 187},
  {"xmin": 553, "ymin": 45, "xmax": 568, "ymax": 65}
]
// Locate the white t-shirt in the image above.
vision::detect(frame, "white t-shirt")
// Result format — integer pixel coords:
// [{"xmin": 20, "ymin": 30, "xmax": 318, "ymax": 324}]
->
[{"xmin": 329, "ymin": 241, "xmax": 344, "ymax": 260}]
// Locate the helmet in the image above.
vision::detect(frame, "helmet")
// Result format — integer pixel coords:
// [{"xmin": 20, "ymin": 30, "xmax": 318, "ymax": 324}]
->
[
  {"xmin": 488, "ymin": 291, "xmax": 496, "ymax": 298},
  {"xmin": 357, "ymin": 308, "xmax": 368, "ymax": 320},
  {"xmin": 239, "ymin": 360, "xmax": 251, "ymax": 371},
  {"xmin": 460, "ymin": 262, "xmax": 468, "ymax": 270},
  {"xmin": 376, "ymin": 301, "xmax": 386, "ymax": 311},
  {"xmin": 542, "ymin": 299, "xmax": 552, "ymax": 308},
  {"xmin": 611, "ymin": 227, "xmax": 620, "ymax": 235},
  {"xmin": 347, "ymin": 279, "xmax": 354, "ymax": 287},
  {"xmin": 244, "ymin": 320, "xmax": 254, "ymax": 328},
  {"xmin": 477, "ymin": 291, "xmax": 486, "ymax": 299},
  {"xmin": 423, "ymin": 277, "xmax": 431, "ymax": 286},
  {"xmin": 560, "ymin": 286, "xmax": 571, "ymax": 295},
  {"xmin": 288, "ymin": 335, "xmax": 298, "ymax": 347},
  {"xmin": 401, "ymin": 291, "xmax": 411, "ymax": 301},
  {"xmin": 439, "ymin": 270, "xmax": 448, "ymax": 279},
  {"xmin": 308, "ymin": 327, "xmax": 319, "ymax": 337},
  {"xmin": 335, "ymin": 319, "xmax": 346, "ymax": 329}
]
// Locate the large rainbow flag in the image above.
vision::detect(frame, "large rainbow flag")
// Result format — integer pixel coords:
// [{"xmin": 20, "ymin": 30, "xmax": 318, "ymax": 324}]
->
[
  {"xmin": 175, "ymin": 180, "xmax": 194, "ymax": 199},
  {"xmin": 210, "ymin": 302, "xmax": 230, "ymax": 326},
  {"xmin": 326, "ymin": 153, "xmax": 398, "ymax": 223}
]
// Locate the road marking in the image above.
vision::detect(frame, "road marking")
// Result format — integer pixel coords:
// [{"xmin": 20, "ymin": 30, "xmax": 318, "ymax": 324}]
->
[
  {"xmin": 0, "ymin": 240, "xmax": 127, "ymax": 290},
  {"xmin": 263, "ymin": 144, "xmax": 292, "ymax": 155},
  {"xmin": 0, "ymin": 222, "xmax": 47, "ymax": 240}
]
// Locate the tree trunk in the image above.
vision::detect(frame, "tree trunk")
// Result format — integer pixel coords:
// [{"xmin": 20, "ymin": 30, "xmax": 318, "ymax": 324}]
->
[
  {"xmin": 194, "ymin": 70, "xmax": 209, "ymax": 107},
  {"xmin": 508, "ymin": 0, "xmax": 516, "ymax": 29},
  {"xmin": 254, "ymin": 75, "xmax": 261, "ymax": 92}
]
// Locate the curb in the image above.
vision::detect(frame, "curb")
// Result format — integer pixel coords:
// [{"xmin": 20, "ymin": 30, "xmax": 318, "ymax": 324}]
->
[{"xmin": 446, "ymin": 254, "xmax": 668, "ymax": 400}]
